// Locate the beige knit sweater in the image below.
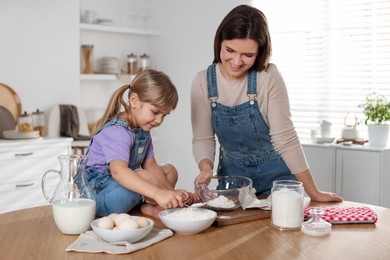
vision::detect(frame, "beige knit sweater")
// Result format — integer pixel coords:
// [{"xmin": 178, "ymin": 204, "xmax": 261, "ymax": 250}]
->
[{"xmin": 190, "ymin": 63, "xmax": 308, "ymax": 174}]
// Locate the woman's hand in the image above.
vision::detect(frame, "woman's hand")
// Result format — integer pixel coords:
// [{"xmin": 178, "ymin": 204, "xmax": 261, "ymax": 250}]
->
[
  {"xmin": 194, "ymin": 170, "xmax": 213, "ymax": 184},
  {"xmin": 295, "ymin": 170, "xmax": 343, "ymax": 202},
  {"xmin": 309, "ymin": 191, "xmax": 343, "ymax": 202},
  {"xmin": 194, "ymin": 159, "xmax": 214, "ymax": 184}
]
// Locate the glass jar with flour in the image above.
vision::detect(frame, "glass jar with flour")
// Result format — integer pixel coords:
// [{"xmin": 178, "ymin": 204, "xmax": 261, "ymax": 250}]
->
[{"xmin": 271, "ymin": 180, "xmax": 304, "ymax": 230}]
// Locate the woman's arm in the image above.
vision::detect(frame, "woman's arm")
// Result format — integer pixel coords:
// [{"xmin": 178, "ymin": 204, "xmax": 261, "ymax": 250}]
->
[{"xmin": 295, "ymin": 169, "xmax": 343, "ymax": 202}]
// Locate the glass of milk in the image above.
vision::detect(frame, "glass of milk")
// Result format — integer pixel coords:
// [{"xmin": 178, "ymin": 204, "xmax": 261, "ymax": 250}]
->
[{"xmin": 271, "ymin": 180, "xmax": 304, "ymax": 230}]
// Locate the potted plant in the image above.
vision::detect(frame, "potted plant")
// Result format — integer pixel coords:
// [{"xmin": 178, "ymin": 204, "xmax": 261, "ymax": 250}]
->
[{"xmin": 359, "ymin": 92, "xmax": 390, "ymax": 146}]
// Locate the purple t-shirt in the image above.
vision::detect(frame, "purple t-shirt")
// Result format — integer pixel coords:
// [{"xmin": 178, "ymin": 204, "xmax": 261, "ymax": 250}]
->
[{"xmin": 86, "ymin": 125, "xmax": 154, "ymax": 171}]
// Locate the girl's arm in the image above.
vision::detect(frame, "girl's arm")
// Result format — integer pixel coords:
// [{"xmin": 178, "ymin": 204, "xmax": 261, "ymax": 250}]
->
[
  {"xmin": 142, "ymin": 157, "xmax": 175, "ymax": 190},
  {"xmin": 109, "ymin": 159, "xmax": 184, "ymax": 208}
]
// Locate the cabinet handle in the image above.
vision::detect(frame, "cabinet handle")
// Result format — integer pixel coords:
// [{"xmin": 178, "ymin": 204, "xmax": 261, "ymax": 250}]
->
[
  {"xmin": 16, "ymin": 183, "xmax": 34, "ymax": 188},
  {"xmin": 14, "ymin": 152, "xmax": 33, "ymax": 157}
]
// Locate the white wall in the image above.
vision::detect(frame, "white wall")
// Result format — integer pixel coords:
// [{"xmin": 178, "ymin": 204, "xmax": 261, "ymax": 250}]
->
[
  {"xmin": 149, "ymin": 0, "xmax": 250, "ymax": 190},
  {"xmin": 0, "ymin": 0, "xmax": 79, "ymax": 114},
  {"xmin": 0, "ymin": 0, "xmax": 251, "ymax": 191}
]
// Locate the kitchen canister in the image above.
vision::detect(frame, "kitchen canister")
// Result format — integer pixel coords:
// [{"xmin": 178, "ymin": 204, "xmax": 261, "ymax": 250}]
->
[
  {"xmin": 81, "ymin": 45, "xmax": 94, "ymax": 74},
  {"xmin": 271, "ymin": 180, "xmax": 304, "ymax": 230},
  {"xmin": 32, "ymin": 109, "xmax": 45, "ymax": 137},
  {"xmin": 138, "ymin": 53, "xmax": 151, "ymax": 73},
  {"xmin": 127, "ymin": 53, "xmax": 138, "ymax": 75},
  {"xmin": 18, "ymin": 111, "xmax": 34, "ymax": 132}
]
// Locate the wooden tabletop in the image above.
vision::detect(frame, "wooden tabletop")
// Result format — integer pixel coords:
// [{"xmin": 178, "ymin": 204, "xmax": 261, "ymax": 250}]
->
[{"xmin": 1, "ymin": 200, "xmax": 390, "ymax": 260}]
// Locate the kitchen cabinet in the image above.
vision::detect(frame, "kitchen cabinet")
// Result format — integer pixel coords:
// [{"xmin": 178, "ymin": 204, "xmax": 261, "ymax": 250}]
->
[
  {"xmin": 0, "ymin": 138, "xmax": 72, "ymax": 213},
  {"xmin": 302, "ymin": 143, "xmax": 390, "ymax": 207},
  {"xmin": 302, "ymin": 145, "xmax": 335, "ymax": 193}
]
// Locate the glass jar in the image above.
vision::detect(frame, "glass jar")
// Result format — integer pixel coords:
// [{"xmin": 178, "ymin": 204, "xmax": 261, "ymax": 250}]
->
[
  {"xmin": 138, "ymin": 53, "xmax": 151, "ymax": 73},
  {"xmin": 81, "ymin": 44, "xmax": 94, "ymax": 74},
  {"xmin": 32, "ymin": 109, "xmax": 45, "ymax": 136},
  {"xmin": 127, "ymin": 53, "xmax": 138, "ymax": 75},
  {"xmin": 18, "ymin": 111, "xmax": 34, "ymax": 132},
  {"xmin": 271, "ymin": 180, "xmax": 304, "ymax": 230}
]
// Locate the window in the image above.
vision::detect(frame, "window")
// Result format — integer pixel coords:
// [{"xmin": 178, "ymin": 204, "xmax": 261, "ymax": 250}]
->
[{"xmin": 253, "ymin": 0, "xmax": 390, "ymax": 143}]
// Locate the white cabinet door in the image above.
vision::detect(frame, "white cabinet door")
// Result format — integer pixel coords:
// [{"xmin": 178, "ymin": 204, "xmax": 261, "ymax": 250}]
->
[
  {"xmin": 336, "ymin": 149, "xmax": 380, "ymax": 205},
  {"xmin": 302, "ymin": 145, "xmax": 335, "ymax": 193}
]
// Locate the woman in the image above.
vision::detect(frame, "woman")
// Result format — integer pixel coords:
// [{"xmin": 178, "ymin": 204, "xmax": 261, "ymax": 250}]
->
[{"xmin": 191, "ymin": 4, "xmax": 342, "ymax": 202}]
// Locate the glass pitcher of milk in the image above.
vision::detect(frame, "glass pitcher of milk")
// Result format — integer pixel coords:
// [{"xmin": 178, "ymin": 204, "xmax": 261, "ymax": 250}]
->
[{"xmin": 41, "ymin": 155, "xmax": 96, "ymax": 235}]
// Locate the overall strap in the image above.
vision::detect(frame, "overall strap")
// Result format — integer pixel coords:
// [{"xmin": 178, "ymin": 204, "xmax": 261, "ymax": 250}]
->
[
  {"xmin": 86, "ymin": 118, "xmax": 128, "ymax": 155},
  {"xmin": 247, "ymin": 69, "xmax": 257, "ymax": 95},
  {"xmin": 207, "ymin": 64, "xmax": 218, "ymax": 99},
  {"xmin": 247, "ymin": 69, "xmax": 257, "ymax": 105}
]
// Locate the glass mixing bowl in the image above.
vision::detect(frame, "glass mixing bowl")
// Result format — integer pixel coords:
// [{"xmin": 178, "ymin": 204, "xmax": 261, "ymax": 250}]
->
[{"xmin": 194, "ymin": 176, "xmax": 253, "ymax": 211}]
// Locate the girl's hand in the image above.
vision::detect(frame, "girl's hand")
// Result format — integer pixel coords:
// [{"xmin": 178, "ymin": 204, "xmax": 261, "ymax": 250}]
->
[
  {"xmin": 175, "ymin": 189, "xmax": 193, "ymax": 205},
  {"xmin": 154, "ymin": 189, "xmax": 184, "ymax": 209}
]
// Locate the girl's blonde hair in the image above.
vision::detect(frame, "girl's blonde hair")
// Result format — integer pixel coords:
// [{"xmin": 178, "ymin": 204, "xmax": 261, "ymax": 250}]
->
[{"xmin": 92, "ymin": 69, "xmax": 178, "ymax": 135}]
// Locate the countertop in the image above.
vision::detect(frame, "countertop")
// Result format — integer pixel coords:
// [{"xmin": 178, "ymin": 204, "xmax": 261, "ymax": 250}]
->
[{"xmin": 1, "ymin": 200, "xmax": 390, "ymax": 260}]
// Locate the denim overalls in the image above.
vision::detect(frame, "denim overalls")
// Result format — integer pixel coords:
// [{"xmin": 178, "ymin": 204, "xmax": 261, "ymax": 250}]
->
[
  {"xmin": 85, "ymin": 117, "xmax": 150, "ymax": 216},
  {"xmin": 207, "ymin": 64, "xmax": 296, "ymax": 195}
]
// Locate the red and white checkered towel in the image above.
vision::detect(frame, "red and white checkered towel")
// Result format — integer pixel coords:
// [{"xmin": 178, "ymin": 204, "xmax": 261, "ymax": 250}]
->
[{"xmin": 304, "ymin": 206, "xmax": 378, "ymax": 224}]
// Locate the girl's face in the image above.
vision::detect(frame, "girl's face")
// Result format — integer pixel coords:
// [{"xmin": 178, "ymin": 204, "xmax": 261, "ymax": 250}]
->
[
  {"xmin": 219, "ymin": 39, "xmax": 258, "ymax": 80},
  {"xmin": 129, "ymin": 93, "xmax": 169, "ymax": 131}
]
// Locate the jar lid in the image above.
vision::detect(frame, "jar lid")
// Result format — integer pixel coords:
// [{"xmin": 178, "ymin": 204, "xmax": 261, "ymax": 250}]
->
[
  {"xmin": 301, "ymin": 208, "xmax": 332, "ymax": 236},
  {"xmin": 20, "ymin": 111, "xmax": 30, "ymax": 117},
  {"xmin": 127, "ymin": 53, "xmax": 137, "ymax": 58},
  {"xmin": 81, "ymin": 44, "xmax": 94, "ymax": 48},
  {"xmin": 140, "ymin": 53, "xmax": 149, "ymax": 58},
  {"xmin": 32, "ymin": 109, "xmax": 44, "ymax": 115}
]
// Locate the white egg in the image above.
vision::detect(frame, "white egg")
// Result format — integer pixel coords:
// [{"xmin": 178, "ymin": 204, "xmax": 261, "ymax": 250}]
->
[
  {"xmin": 108, "ymin": 213, "xmax": 118, "ymax": 221},
  {"xmin": 114, "ymin": 213, "xmax": 131, "ymax": 226},
  {"xmin": 118, "ymin": 218, "xmax": 138, "ymax": 231},
  {"xmin": 136, "ymin": 217, "xmax": 150, "ymax": 228},
  {"xmin": 98, "ymin": 216, "xmax": 114, "ymax": 229}
]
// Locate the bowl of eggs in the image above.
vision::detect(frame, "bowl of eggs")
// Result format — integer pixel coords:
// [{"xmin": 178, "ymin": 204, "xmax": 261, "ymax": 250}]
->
[
  {"xmin": 195, "ymin": 176, "xmax": 253, "ymax": 211},
  {"xmin": 158, "ymin": 207, "xmax": 217, "ymax": 235},
  {"xmin": 91, "ymin": 213, "xmax": 154, "ymax": 243}
]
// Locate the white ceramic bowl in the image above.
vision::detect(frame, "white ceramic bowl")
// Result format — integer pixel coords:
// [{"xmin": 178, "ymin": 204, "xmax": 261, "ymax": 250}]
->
[
  {"xmin": 91, "ymin": 216, "xmax": 154, "ymax": 243},
  {"xmin": 195, "ymin": 176, "xmax": 253, "ymax": 211},
  {"xmin": 158, "ymin": 208, "xmax": 217, "ymax": 235}
]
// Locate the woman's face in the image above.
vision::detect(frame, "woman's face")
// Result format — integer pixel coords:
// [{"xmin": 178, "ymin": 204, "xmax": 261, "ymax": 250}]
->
[{"xmin": 219, "ymin": 39, "xmax": 258, "ymax": 80}]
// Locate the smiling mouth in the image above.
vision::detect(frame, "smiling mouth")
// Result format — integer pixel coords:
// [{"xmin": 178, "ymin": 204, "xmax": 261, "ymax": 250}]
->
[{"xmin": 229, "ymin": 62, "xmax": 243, "ymax": 71}]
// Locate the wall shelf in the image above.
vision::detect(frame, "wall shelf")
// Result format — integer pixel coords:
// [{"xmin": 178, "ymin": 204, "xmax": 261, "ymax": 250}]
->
[
  {"xmin": 80, "ymin": 74, "xmax": 117, "ymax": 81},
  {"xmin": 80, "ymin": 23, "xmax": 160, "ymax": 36},
  {"xmin": 80, "ymin": 74, "xmax": 135, "ymax": 83}
]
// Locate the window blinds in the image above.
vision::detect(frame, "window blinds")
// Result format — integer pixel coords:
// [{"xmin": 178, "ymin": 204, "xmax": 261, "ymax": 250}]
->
[{"xmin": 253, "ymin": 0, "xmax": 390, "ymax": 142}]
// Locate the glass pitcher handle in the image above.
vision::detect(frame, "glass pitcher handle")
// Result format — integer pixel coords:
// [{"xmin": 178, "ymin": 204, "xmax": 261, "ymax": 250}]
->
[{"xmin": 41, "ymin": 169, "xmax": 61, "ymax": 203}]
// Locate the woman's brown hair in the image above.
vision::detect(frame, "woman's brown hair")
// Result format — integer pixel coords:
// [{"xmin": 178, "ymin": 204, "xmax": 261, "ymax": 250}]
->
[
  {"xmin": 92, "ymin": 69, "xmax": 178, "ymax": 135},
  {"xmin": 213, "ymin": 4, "xmax": 272, "ymax": 71}
]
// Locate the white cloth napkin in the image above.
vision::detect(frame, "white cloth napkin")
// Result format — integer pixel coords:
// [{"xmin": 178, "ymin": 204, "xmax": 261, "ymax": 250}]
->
[
  {"xmin": 239, "ymin": 187, "xmax": 272, "ymax": 210},
  {"xmin": 65, "ymin": 228, "xmax": 173, "ymax": 254}
]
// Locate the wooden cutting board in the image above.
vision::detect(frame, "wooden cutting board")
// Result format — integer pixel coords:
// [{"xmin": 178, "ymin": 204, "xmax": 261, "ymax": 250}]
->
[{"xmin": 213, "ymin": 207, "xmax": 271, "ymax": 227}]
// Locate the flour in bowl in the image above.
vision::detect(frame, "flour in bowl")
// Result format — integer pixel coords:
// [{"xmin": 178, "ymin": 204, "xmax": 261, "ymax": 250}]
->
[
  {"xmin": 165, "ymin": 208, "xmax": 214, "ymax": 220},
  {"xmin": 207, "ymin": 195, "xmax": 236, "ymax": 208}
]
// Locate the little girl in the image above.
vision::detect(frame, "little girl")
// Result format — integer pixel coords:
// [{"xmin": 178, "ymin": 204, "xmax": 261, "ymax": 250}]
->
[{"xmin": 85, "ymin": 69, "xmax": 194, "ymax": 219}]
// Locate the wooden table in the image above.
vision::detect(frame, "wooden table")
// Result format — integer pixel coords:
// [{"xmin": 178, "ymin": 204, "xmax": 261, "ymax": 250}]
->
[{"xmin": 1, "ymin": 200, "xmax": 390, "ymax": 260}]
